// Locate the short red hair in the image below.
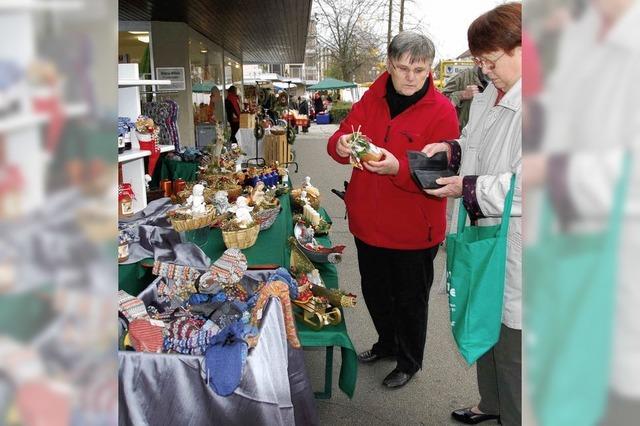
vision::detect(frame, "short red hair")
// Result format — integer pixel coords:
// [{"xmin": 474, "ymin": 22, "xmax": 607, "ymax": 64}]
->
[{"xmin": 468, "ymin": 2, "xmax": 522, "ymax": 57}]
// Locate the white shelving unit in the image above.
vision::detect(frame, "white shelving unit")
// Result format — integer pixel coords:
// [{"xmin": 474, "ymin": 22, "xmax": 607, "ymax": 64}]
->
[{"xmin": 118, "ymin": 63, "xmax": 173, "ymax": 213}]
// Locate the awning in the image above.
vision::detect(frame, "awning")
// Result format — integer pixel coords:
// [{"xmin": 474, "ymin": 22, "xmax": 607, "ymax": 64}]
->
[
  {"xmin": 119, "ymin": 0, "xmax": 312, "ymax": 64},
  {"xmin": 307, "ymin": 78, "xmax": 357, "ymax": 90}
]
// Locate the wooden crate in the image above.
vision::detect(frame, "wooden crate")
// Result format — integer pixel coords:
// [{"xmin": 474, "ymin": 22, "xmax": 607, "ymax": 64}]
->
[
  {"xmin": 264, "ymin": 133, "xmax": 291, "ymax": 165},
  {"xmin": 239, "ymin": 113, "xmax": 255, "ymax": 128}
]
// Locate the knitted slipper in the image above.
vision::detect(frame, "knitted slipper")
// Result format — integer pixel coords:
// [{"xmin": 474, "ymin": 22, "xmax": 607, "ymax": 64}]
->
[
  {"xmin": 118, "ymin": 290, "xmax": 149, "ymax": 322},
  {"xmin": 210, "ymin": 249, "xmax": 247, "ymax": 285},
  {"xmin": 204, "ymin": 320, "xmax": 248, "ymax": 396},
  {"xmin": 197, "ymin": 271, "xmax": 223, "ymax": 295},
  {"xmin": 129, "ymin": 319, "xmax": 165, "ymax": 353},
  {"xmin": 267, "ymin": 267, "xmax": 299, "ymax": 299}
]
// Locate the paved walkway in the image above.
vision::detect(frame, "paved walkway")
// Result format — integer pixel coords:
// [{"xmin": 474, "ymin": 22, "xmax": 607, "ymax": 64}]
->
[{"xmin": 292, "ymin": 123, "xmax": 492, "ymax": 425}]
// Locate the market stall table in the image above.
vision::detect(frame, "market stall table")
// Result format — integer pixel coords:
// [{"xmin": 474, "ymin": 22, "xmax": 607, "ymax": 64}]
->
[{"xmin": 118, "ymin": 193, "xmax": 358, "ymax": 398}]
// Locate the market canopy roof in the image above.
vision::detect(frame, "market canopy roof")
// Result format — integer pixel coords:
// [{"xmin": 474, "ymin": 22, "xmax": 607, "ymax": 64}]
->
[
  {"xmin": 192, "ymin": 81, "xmax": 217, "ymax": 93},
  {"xmin": 307, "ymin": 78, "xmax": 357, "ymax": 90},
  {"xmin": 119, "ymin": 0, "xmax": 312, "ymax": 64}
]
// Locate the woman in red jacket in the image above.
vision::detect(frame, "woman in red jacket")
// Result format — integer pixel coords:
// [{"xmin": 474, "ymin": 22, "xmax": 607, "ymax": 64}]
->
[{"xmin": 327, "ymin": 31, "xmax": 459, "ymax": 388}]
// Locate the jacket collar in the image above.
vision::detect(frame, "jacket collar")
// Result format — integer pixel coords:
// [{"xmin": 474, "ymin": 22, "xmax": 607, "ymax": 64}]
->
[
  {"xmin": 604, "ymin": 1, "xmax": 640, "ymax": 53},
  {"xmin": 368, "ymin": 71, "xmax": 438, "ymax": 105},
  {"xmin": 497, "ymin": 78, "xmax": 522, "ymax": 112}
]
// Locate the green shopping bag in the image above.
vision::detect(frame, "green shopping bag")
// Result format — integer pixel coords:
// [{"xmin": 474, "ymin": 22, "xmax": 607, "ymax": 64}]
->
[
  {"xmin": 526, "ymin": 157, "xmax": 629, "ymax": 426},
  {"xmin": 446, "ymin": 174, "xmax": 516, "ymax": 365}
]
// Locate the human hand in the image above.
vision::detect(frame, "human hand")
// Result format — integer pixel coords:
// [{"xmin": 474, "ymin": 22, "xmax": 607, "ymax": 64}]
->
[
  {"xmin": 424, "ymin": 175, "xmax": 463, "ymax": 198},
  {"xmin": 363, "ymin": 148, "xmax": 399, "ymax": 175},
  {"xmin": 336, "ymin": 134, "xmax": 352, "ymax": 158},
  {"xmin": 461, "ymin": 85, "xmax": 480, "ymax": 100},
  {"xmin": 421, "ymin": 142, "xmax": 451, "ymax": 162}
]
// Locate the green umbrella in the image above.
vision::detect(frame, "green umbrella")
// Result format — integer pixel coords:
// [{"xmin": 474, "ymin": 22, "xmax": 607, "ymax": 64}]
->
[
  {"xmin": 192, "ymin": 81, "xmax": 218, "ymax": 93},
  {"xmin": 307, "ymin": 77, "xmax": 357, "ymax": 90}
]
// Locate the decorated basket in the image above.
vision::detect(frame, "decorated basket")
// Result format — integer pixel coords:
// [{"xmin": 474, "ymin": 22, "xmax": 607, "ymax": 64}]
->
[
  {"xmin": 255, "ymin": 206, "xmax": 281, "ymax": 230},
  {"xmin": 225, "ymin": 185, "xmax": 243, "ymax": 201},
  {"xmin": 175, "ymin": 186, "xmax": 217, "ymax": 204},
  {"xmin": 169, "ymin": 205, "xmax": 217, "ymax": 232},
  {"xmin": 222, "ymin": 223, "xmax": 260, "ymax": 249}
]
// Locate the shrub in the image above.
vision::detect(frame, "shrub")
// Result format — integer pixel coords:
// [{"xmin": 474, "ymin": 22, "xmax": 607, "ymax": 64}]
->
[{"xmin": 329, "ymin": 101, "xmax": 352, "ymax": 123}]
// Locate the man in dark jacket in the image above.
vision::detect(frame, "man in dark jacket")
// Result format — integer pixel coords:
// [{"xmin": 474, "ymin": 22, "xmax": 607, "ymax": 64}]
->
[
  {"xmin": 298, "ymin": 96, "xmax": 310, "ymax": 133},
  {"xmin": 327, "ymin": 31, "xmax": 459, "ymax": 388}
]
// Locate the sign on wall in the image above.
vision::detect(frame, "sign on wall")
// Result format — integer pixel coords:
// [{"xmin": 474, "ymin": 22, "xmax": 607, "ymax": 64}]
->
[{"xmin": 156, "ymin": 67, "xmax": 186, "ymax": 91}]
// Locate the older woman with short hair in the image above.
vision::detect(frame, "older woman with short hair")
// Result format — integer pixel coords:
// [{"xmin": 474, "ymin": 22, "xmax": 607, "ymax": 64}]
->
[{"xmin": 423, "ymin": 3, "xmax": 522, "ymax": 425}]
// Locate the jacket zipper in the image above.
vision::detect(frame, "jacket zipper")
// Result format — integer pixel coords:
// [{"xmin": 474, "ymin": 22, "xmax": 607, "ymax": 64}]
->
[
  {"xmin": 428, "ymin": 225, "xmax": 432, "ymax": 242},
  {"xmin": 384, "ymin": 125, "xmax": 391, "ymax": 144}
]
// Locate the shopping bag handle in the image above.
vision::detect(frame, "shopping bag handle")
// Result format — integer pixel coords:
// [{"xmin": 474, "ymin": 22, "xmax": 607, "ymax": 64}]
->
[{"xmin": 457, "ymin": 173, "xmax": 517, "ymax": 236}]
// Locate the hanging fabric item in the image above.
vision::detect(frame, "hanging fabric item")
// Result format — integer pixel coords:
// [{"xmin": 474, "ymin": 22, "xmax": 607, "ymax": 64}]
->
[{"xmin": 142, "ymin": 99, "xmax": 181, "ymax": 151}]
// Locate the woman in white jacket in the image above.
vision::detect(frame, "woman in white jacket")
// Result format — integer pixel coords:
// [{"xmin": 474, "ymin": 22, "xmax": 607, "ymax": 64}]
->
[{"xmin": 423, "ymin": 3, "xmax": 522, "ymax": 425}]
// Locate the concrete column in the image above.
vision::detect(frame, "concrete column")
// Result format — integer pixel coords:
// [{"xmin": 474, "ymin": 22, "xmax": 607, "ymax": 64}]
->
[{"xmin": 150, "ymin": 21, "xmax": 195, "ymax": 147}]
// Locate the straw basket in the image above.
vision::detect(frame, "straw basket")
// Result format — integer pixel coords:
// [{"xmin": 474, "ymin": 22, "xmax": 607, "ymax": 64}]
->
[
  {"xmin": 175, "ymin": 186, "xmax": 217, "ymax": 204},
  {"xmin": 169, "ymin": 205, "xmax": 217, "ymax": 232},
  {"xmin": 224, "ymin": 185, "xmax": 243, "ymax": 201},
  {"xmin": 222, "ymin": 223, "xmax": 260, "ymax": 249},
  {"xmin": 255, "ymin": 206, "xmax": 281, "ymax": 230}
]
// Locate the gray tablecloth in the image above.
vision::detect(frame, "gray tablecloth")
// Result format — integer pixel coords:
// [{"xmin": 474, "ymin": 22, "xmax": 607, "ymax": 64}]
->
[{"xmin": 118, "ymin": 297, "xmax": 318, "ymax": 426}]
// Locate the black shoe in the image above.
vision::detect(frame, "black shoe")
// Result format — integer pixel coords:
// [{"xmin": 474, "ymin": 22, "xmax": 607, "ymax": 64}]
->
[
  {"xmin": 382, "ymin": 368, "xmax": 414, "ymax": 388},
  {"xmin": 357, "ymin": 349, "xmax": 395, "ymax": 364},
  {"xmin": 451, "ymin": 407, "xmax": 500, "ymax": 424}
]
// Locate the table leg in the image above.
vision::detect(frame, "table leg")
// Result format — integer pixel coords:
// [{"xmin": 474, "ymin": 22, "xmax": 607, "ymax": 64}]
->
[{"xmin": 314, "ymin": 346, "xmax": 333, "ymax": 399}]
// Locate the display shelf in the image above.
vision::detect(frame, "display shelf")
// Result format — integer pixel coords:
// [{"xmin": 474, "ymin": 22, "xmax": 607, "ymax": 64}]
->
[
  {"xmin": 118, "ymin": 149, "xmax": 150, "ymax": 164},
  {"xmin": 159, "ymin": 144, "xmax": 175, "ymax": 153},
  {"xmin": 0, "ymin": 103, "xmax": 88, "ymax": 133},
  {"xmin": 0, "ymin": 113, "xmax": 48, "ymax": 133},
  {"xmin": 118, "ymin": 79, "xmax": 171, "ymax": 87}
]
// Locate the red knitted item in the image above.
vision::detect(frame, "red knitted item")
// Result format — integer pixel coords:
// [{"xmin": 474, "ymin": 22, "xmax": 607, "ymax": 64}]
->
[{"xmin": 129, "ymin": 319, "xmax": 164, "ymax": 352}]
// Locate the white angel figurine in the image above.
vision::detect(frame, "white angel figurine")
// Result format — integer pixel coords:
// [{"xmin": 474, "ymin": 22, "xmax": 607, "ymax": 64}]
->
[
  {"xmin": 232, "ymin": 196, "xmax": 254, "ymax": 228},
  {"xmin": 186, "ymin": 184, "xmax": 206, "ymax": 215}
]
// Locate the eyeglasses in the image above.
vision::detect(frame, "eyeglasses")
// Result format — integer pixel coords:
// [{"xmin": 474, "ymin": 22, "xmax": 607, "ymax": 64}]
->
[
  {"xmin": 390, "ymin": 61, "xmax": 429, "ymax": 78},
  {"xmin": 472, "ymin": 51, "xmax": 506, "ymax": 70}
]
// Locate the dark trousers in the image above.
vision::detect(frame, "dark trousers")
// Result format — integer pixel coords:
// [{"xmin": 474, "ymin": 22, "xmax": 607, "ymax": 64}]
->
[
  {"xmin": 355, "ymin": 237, "xmax": 438, "ymax": 374},
  {"xmin": 229, "ymin": 121, "xmax": 239, "ymax": 143},
  {"xmin": 477, "ymin": 324, "xmax": 522, "ymax": 426}
]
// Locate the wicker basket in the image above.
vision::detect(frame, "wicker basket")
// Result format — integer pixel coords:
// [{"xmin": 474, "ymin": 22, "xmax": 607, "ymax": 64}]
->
[
  {"xmin": 225, "ymin": 185, "xmax": 243, "ymax": 201},
  {"xmin": 255, "ymin": 206, "xmax": 281, "ymax": 230},
  {"xmin": 222, "ymin": 223, "xmax": 260, "ymax": 249},
  {"xmin": 175, "ymin": 186, "xmax": 217, "ymax": 204},
  {"xmin": 169, "ymin": 205, "xmax": 217, "ymax": 232}
]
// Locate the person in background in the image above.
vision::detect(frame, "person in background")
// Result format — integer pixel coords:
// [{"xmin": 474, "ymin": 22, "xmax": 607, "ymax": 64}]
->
[
  {"xmin": 225, "ymin": 85, "xmax": 241, "ymax": 143},
  {"xmin": 207, "ymin": 86, "xmax": 223, "ymax": 124},
  {"xmin": 423, "ymin": 3, "xmax": 522, "ymax": 424},
  {"xmin": 313, "ymin": 92, "xmax": 324, "ymax": 118},
  {"xmin": 327, "ymin": 31, "xmax": 459, "ymax": 389},
  {"xmin": 441, "ymin": 65, "xmax": 489, "ymax": 131},
  {"xmin": 324, "ymin": 95, "xmax": 333, "ymax": 112},
  {"xmin": 298, "ymin": 95, "xmax": 310, "ymax": 133}
]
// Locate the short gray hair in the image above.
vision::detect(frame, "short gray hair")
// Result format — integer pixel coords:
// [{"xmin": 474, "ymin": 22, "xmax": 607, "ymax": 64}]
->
[{"xmin": 387, "ymin": 31, "xmax": 436, "ymax": 64}]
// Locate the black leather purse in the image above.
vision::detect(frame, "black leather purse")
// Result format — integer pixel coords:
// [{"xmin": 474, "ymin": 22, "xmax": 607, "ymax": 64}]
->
[{"xmin": 407, "ymin": 150, "xmax": 455, "ymax": 189}]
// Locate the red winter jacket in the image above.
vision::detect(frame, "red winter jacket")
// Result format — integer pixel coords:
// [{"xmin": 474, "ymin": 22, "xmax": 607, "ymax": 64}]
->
[{"xmin": 327, "ymin": 72, "xmax": 459, "ymax": 249}]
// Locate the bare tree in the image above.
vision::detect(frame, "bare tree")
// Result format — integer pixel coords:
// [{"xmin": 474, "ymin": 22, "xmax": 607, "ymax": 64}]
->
[
  {"xmin": 387, "ymin": 0, "xmax": 394, "ymax": 45},
  {"xmin": 315, "ymin": 0, "xmax": 387, "ymax": 82},
  {"xmin": 399, "ymin": 0, "xmax": 405, "ymax": 32}
]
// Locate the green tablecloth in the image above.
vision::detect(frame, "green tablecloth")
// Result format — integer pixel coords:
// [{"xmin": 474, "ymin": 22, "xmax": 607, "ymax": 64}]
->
[
  {"xmin": 118, "ymin": 194, "xmax": 358, "ymax": 398},
  {"xmin": 150, "ymin": 156, "xmax": 200, "ymax": 188}
]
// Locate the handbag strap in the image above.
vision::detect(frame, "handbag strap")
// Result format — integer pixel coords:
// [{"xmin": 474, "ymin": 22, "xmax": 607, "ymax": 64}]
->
[{"xmin": 457, "ymin": 173, "xmax": 517, "ymax": 236}]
